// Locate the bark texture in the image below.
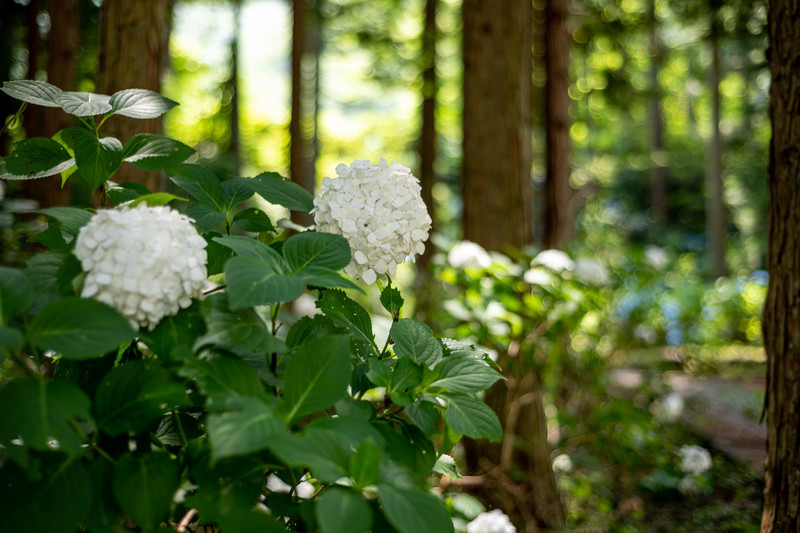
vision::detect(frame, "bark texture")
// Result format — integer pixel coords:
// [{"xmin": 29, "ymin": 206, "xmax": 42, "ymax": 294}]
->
[
  {"xmin": 707, "ymin": 20, "xmax": 726, "ymax": 279},
  {"xmin": 761, "ymin": 0, "xmax": 800, "ymax": 530},
  {"xmin": 416, "ymin": 0, "xmax": 437, "ymax": 272},
  {"xmin": 96, "ymin": 0, "xmax": 168, "ymax": 192},
  {"xmin": 543, "ymin": 0, "xmax": 573, "ymax": 250},
  {"xmin": 461, "ymin": 1, "xmax": 563, "ymax": 530},
  {"xmin": 462, "ymin": 0, "xmax": 532, "ymax": 251},
  {"xmin": 647, "ymin": 0, "xmax": 667, "ymax": 225}
]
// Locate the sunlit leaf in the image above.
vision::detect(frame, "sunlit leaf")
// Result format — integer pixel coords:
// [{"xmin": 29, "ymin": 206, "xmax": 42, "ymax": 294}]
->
[
  {"xmin": 55, "ymin": 91, "xmax": 112, "ymax": 116},
  {"xmin": 123, "ymin": 135, "xmax": 195, "ymax": 170},
  {"xmin": 3, "ymin": 138, "xmax": 74, "ymax": 180},
  {"xmin": 109, "ymin": 88, "xmax": 178, "ymax": 119},
  {"xmin": 1, "ymin": 80, "xmax": 62, "ymax": 107},
  {"xmin": 248, "ymin": 171, "xmax": 315, "ymax": 212}
]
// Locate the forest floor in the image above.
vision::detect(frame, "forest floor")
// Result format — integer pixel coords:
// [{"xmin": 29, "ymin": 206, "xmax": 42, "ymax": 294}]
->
[{"xmin": 608, "ymin": 350, "xmax": 765, "ymax": 532}]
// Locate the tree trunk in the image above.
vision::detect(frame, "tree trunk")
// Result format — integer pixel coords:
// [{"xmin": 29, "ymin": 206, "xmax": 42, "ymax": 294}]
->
[
  {"xmin": 706, "ymin": 22, "xmax": 726, "ymax": 279},
  {"xmin": 96, "ymin": 0, "xmax": 168, "ymax": 193},
  {"xmin": 543, "ymin": 0, "xmax": 572, "ymax": 250},
  {"xmin": 461, "ymin": 1, "xmax": 563, "ymax": 530},
  {"xmin": 416, "ymin": 0, "xmax": 437, "ymax": 272},
  {"xmin": 647, "ymin": 0, "xmax": 667, "ymax": 225},
  {"xmin": 761, "ymin": 0, "xmax": 800, "ymax": 530},
  {"xmin": 228, "ymin": 0, "xmax": 241, "ymax": 177},
  {"xmin": 290, "ymin": 0, "xmax": 318, "ymax": 228},
  {"xmin": 462, "ymin": 0, "xmax": 533, "ymax": 251}
]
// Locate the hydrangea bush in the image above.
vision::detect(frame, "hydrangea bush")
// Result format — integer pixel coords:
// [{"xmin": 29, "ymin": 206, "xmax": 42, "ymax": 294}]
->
[{"xmin": 0, "ymin": 81, "xmax": 503, "ymax": 533}]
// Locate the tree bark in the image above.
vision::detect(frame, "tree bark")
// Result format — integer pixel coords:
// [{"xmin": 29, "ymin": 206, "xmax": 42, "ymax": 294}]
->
[
  {"xmin": 461, "ymin": 1, "xmax": 563, "ymax": 530},
  {"xmin": 416, "ymin": 0, "xmax": 437, "ymax": 271},
  {"xmin": 706, "ymin": 19, "xmax": 726, "ymax": 279},
  {"xmin": 543, "ymin": 0, "xmax": 572, "ymax": 250},
  {"xmin": 761, "ymin": 0, "xmax": 800, "ymax": 530},
  {"xmin": 96, "ymin": 0, "xmax": 168, "ymax": 193},
  {"xmin": 462, "ymin": 0, "xmax": 533, "ymax": 251},
  {"xmin": 290, "ymin": 0, "xmax": 318, "ymax": 228}
]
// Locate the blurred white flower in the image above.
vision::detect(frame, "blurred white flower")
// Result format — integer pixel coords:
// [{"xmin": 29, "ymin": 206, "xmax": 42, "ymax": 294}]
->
[
  {"xmin": 677, "ymin": 445, "xmax": 712, "ymax": 475},
  {"xmin": 73, "ymin": 204, "xmax": 207, "ymax": 330},
  {"xmin": 678, "ymin": 474, "xmax": 701, "ymax": 495},
  {"xmin": 655, "ymin": 392, "xmax": 684, "ymax": 423},
  {"xmin": 312, "ymin": 159, "xmax": 431, "ymax": 284},
  {"xmin": 267, "ymin": 474, "xmax": 315, "ymax": 499},
  {"xmin": 0, "ymin": 180, "xmax": 5, "ymax": 201},
  {"xmin": 448, "ymin": 241, "xmax": 492, "ymax": 269},
  {"xmin": 467, "ymin": 509, "xmax": 516, "ymax": 533},
  {"xmin": 532, "ymin": 249, "xmax": 575, "ymax": 272},
  {"xmin": 574, "ymin": 258, "xmax": 610, "ymax": 286},
  {"xmin": 552, "ymin": 453, "xmax": 573, "ymax": 473},
  {"xmin": 523, "ymin": 268, "xmax": 552, "ymax": 287},
  {"xmin": 645, "ymin": 245, "xmax": 669, "ymax": 269}
]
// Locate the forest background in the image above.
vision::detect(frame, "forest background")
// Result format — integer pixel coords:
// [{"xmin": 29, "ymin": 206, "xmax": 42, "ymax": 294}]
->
[{"xmin": 0, "ymin": 0, "xmax": 781, "ymax": 531}]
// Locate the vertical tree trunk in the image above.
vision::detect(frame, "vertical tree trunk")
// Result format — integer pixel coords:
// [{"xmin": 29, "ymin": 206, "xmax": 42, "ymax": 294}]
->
[
  {"xmin": 543, "ymin": 0, "xmax": 572, "ymax": 250},
  {"xmin": 228, "ymin": 0, "xmax": 241, "ymax": 177},
  {"xmin": 647, "ymin": 0, "xmax": 667, "ymax": 225},
  {"xmin": 462, "ymin": 1, "xmax": 563, "ymax": 531},
  {"xmin": 462, "ymin": 0, "xmax": 532, "ymax": 251},
  {"xmin": 290, "ymin": 0, "xmax": 317, "ymax": 228},
  {"xmin": 416, "ymin": 0, "xmax": 437, "ymax": 271},
  {"xmin": 761, "ymin": 0, "xmax": 800, "ymax": 529},
  {"xmin": 706, "ymin": 22, "xmax": 726, "ymax": 279},
  {"xmin": 96, "ymin": 0, "xmax": 168, "ymax": 192},
  {"xmin": 24, "ymin": 0, "xmax": 79, "ymax": 207}
]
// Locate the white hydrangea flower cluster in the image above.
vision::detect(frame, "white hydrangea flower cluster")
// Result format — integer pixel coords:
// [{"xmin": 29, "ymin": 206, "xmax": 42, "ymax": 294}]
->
[
  {"xmin": 312, "ymin": 159, "xmax": 431, "ymax": 285},
  {"xmin": 266, "ymin": 474, "xmax": 315, "ymax": 499},
  {"xmin": 677, "ymin": 444, "xmax": 712, "ymax": 475},
  {"xmin": 73, "ymin": 204, "xmax": 208, "ymax": 330},
  {"xmin": 574, "ymin": 258, "xmax": 610, "ymax": 286},
  {"xmin": 467, "ymin": 509, "xmax": 516, "ymax": 533},
  {"xmin": 448, "ymin": 241, "xmax": 492, "ymax": 269},
  {"xmin": 532, "ymin": 249, "xmax": 575, "ymax": 272}
]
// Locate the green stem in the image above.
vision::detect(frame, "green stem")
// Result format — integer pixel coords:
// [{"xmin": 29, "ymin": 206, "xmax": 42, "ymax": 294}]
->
[{"xmin": 69, "ymin": 419, "xmax": 116, "ymax": 464}]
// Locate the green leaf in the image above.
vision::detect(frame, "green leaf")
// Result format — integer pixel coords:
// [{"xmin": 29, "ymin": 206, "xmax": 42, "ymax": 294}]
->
[
  {"xmin": 185, "ymin": 356, "xmax": 266, "ymax": 399},
  {"xmin": 248, "ymin": 171, "xmax": 315, "ymax": 211},
  {"xmin": 316, "ymin": 289, "xmax": 377, "ymax": 360},
  {"xmin": 128, "ymin": 192, "xmax": 188, "ymax": 207},
  {"xmin": 207, "ymin": 396, "xmax": 284, "ymax": 461},
  {"xmin": 1, "ymin": 80, "xmax": 62, "ymax": 107},
  {"xmin": 0, "ymin": 326, "xmax": 24, "ymax": 359},
  {"xmin": 205, "ymin": 233, "xmax": 233, "ymax": 276},
  {"xmin": 366, "ymin": 359, "xmax": 392, "ymax": 388},
  {"xmin": 222, "ymin": 177, "xmax": 255, "ymax": 211},
  {"xmin": 377, "ymin": 484, "xmax": 454, "ymax": 533},
  {"xmin": 405, "ymin": 400, "xmax": 440, "ymax": 435},
  {"xmin": 109, "ymin": 88, "xmax": 178, "ymax": 119},
  {"xmin": 267, "ymin": 428, "xmax": 349, "ymax": 482},
  {"xmin": 431, "ymin": 357, "xmax": 504, "ymax": 392},
  {"xmin": 112, "ymin": 452, "xmax": 180, "ymax": 528},
  {"xmin": 55, "ymin": 91, "xmax": 112, "ymax": 116},
  {"xmin": 140, "ymin": 302, "xmax": 205, "ymax": 359},
  {"xmin": 3, "ymin": 137, "xmax": 74, "ymax": 180},
  {"xmin": 390, "ymin": 319, "xmax": 443, "ymax": 368},
  {"xmin": 233, "ymin": 207, "xmax": 276, "ymax": 233},
  {"xmin": 225, "ymin": 255, "xmax": 305, "ymax": 309},
  {"xmin": 29, "ymin": 218, "xmax": 69, "ymax": 251},
  {"xmin": 389, "ymin": 357, "xmax": 423, "ymax": 406},
  {"xmin": 441, "ymin": 392, "xmax": 502, "ymax": 441},
  {"xmin": 27, "ymin": 297, "xmax": 135, "ymax": 359},
  {"xmin": 24, "ymin": 251, "xmax": 65, "ymax": 298},
  {"xmin": 94, "ymin": 360, "xmax": 190, "ymax": 435},
  {"xmin": 186, "ymin": 203, "xmax": 227, "ymax": 230},
  {"xmin": 349, "ymin": 439, "xmax": 381, "ymax": 488},
  {"xmin": 73, "ymin": 131, "xmax": 123, "ymax": 190},
  {"xmin": 107, "ymin": 181, "xmax": 150, "ymax": 204},
  {"xmin": 214, "ymin": 235, "xmax": 286, "ymax": 265},
  {"xmin": 281, "ymin": 335, "xmax": 352, "ymax": 422},
  {"xmin": 195, "ymin": 292, "xmax": 274, "ymax": 352},
  {"xmin": 432, "ymin": 454, "xmax": 461, "ymax": 478},
  {"xmin": 166, "ymin": 163, "xmax": 224, "ymax": 209},
  {"xmin": 285, "ymin": 315, "xmax": 343, "ymax": 349},
  {"xmin": 0, "ymin": 267, "xmax": 33, "ymax": 322},
  {"xmin": 123, "ymin": 135, "xmax": 195, "ymax": 170},
  {"xmin": 36, "ymin": 206, "xmax": 93, "ymax": 236},
  {"xmin": 0, "ymin": 378, "xmax": 91, "ymax": 456},
  {"xmin": 316, "ymin": 488, "xmax": 373, "ymax": 533},
  {"xmin": 297, "ymin": 267, "xmax": 364, "ymax": 292},
  {"xmin": 283, "ymin": 232, "xmax": 351, "ymax": 272},
  {"xmin": 380, "ymin": 283, "xmax": 404, "ymax": 319}
]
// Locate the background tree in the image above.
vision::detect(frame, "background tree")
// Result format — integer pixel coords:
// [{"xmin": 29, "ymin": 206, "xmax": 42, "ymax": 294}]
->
[
  {"xmin": 461, "ymin": 0, "xmax": 562, "ymax": 529},
  {"xmin": 761, "ymin": 0, "xmax": 800, "ymax": 529},
  {"xmin": 96, "ymin": 0, "xmax": 170, "ymax": 192},
  {"xmin": 544, "ymin": 0, "xmax": 573, "ymax": 249}
]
